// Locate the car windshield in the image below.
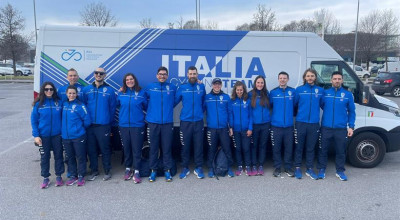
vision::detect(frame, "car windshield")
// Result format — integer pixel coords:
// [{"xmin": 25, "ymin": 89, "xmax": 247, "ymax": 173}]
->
[{"xmin": 377, "ymin": 73, "xmax": 391, "ymax": 79}]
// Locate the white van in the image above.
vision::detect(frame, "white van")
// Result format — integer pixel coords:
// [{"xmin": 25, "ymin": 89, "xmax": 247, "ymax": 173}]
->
[
  {"xmin": 34, "ymin": 25, "xmax": 400, "ymax": 168},
  {"xmin": 379, "ymin": 61, "xmax": 400, "ymax": 72}
]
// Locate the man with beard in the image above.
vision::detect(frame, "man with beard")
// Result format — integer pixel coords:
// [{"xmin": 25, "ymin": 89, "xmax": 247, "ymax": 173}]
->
[
  {"xmin": 82, "ymin": 67, "xmax": 116, "ymax": 181},
  {"xmin": 175, "ymin": 66, "xmax": 206, "ymax": 179},
  {"xmin": 317, "ymin": 71, "xmax": 355, "ymax": 181}
]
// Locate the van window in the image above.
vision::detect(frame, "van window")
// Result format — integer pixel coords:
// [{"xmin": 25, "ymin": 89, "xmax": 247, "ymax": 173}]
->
[{"xmin": 312, "ymin": 64, "xmax": 338, "ymax": 86}]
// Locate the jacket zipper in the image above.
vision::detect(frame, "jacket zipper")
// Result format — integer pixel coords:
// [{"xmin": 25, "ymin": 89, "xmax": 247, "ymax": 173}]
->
[
  {"xmin": 66, "ymin": 102, "xmax": 70, "ymax": 139},
  {"xmin": 332, "ymin": 89, "xmax": 337, "ymax": 128},
  {"xmin": 216, "ymin": 95, "xmax": 219, "ymax": 128},
  {"xmin": 309, "ymin": 86, "xmax": 312, "ymax": 123},
  {"xmin": 161, "ymin": 83, "xmax": 163, "ymax": 124},
  {"xmin": 94, "ymin": 86, "xmax": 99, "ymax": 124},
  {"xmin": 239, "ymin": 98, "xmax": 242, "ymax": 131},
  {"xmin": 129, "ymin": 89, "xmax": 132, "ymax": 127},
  {"xmin": 192, "ymin": 84, "xmax": 195, "ymax": 121},
  {"xmin": 283, "ymin": 89, "xmax": 286, "ymax": 126}
]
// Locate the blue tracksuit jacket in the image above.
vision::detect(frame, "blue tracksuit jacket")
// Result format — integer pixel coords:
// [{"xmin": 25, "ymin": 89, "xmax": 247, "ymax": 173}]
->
[
  {"xmin": 321, "ymin": 87, "xmax": 356, "ymax": 129},
  {"xmin": 175, "ymin": 82, "xmax": 206, "ymax": 122},
  {"xmin": 248, "ymin": 90, "xmax": 271, "ymax": 124},
  {"xmin": 229, "ymin": 97, "xmax": 253, "ymax": 132},
  {"xmin": 145, "ymin": 82, "xmax": 177, "ymax": 124},
  {"xmin": 82, "ymin": 82, "xmax": 116, "ymax": 125},
  {"xmin": 204, "ymin": 91, "xmax": 230, "ymax": 129},
  {"xmin": 294, "ymin": 83, "xmax": 324, "ymax": 124},
  {"xmin": 270, "ymin": 86, "xmax": 296, "ymax": 128},
  {"xmin": 61, "ymin": 99, "xmax": 91, "ymax": 139},
  {"xmin": 31, "ymin": 98, "xmax": 62, "ymax": 137},
  {"xmin": 117, "ymin": 88, "xmax": 147, "ymax": 128}
]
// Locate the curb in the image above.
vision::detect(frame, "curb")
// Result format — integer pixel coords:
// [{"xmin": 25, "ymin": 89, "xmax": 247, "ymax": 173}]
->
[{"xmin": 0, "ymin": 80, "xmax": 33, "ymax": 83}]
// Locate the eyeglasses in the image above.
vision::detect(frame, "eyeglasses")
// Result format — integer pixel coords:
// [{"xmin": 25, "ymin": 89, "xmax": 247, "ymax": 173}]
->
[
  {"xmin": 94, "ymin": 71, "xmax": 105, "ymax": 75},
  {"xmin": 44, "ymin": 88, "xmax": 54, "ymax": 92}
]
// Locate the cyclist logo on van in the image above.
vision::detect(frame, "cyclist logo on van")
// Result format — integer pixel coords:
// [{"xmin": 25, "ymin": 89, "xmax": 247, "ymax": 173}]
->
[{"xmin": 61, "ymin": 49, "xmax": 82, "ymax": 61}]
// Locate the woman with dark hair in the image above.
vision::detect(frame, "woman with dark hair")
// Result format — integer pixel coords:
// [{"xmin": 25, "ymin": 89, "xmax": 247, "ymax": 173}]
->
[
  {"xmin": 31, "ymin": 82, "xmax": 64, "ymax": 188},
  {"xmin": 62, "ymin": 85, "xmax": 91, "ymax": 186},
  {"xmin": 229, "ymin": 81, "xmax": 253, "ymax": 176},
  {"xmin": 248, "ymin": 75, "xmax": 271, "ymax": 176},
  {"xmin": 117, "ymin": 73, "xmax": 147, "ymax": 184}
]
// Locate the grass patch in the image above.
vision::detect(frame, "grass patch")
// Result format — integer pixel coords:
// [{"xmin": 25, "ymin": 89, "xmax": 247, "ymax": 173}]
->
[{"xmin": 0, "ymin": 75, "xmax": 34, "ymax": 80}]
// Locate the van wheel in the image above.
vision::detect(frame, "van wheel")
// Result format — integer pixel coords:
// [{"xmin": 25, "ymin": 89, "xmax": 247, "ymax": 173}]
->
[
  {"xmin": 363, "ymin": 74, "xmax": 370, "ymax": 78},
  {"xmin": 348, "ymin": 132, "xmax": 385, "ymax": 168},
  {"xmin": 391, "ymin": 86, "xmax": 400, "ymax": 97}
]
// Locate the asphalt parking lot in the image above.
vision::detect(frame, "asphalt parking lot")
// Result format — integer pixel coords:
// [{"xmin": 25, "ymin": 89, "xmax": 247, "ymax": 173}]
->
[{"xmin": 0, "ymin": 82, "xmax": 399, "ymax": 219}]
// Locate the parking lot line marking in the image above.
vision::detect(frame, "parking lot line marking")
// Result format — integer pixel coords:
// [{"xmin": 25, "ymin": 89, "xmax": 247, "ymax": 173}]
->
[{"xmin": 0, "ymin": 137, "xmax": 33, "ymax": 157}]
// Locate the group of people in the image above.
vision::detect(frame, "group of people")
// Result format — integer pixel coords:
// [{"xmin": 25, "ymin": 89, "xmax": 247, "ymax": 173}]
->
[{"xmin": 31, "ymin": 65, "xmax": 355, "ymax": 189}]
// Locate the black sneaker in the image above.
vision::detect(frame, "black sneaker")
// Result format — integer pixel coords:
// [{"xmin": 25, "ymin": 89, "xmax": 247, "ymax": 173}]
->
[
  {"xmin": 285, "ymin": 168, "xmax": 295, "ymax": 177},
  {"xmin": 103, "ymin": 171, "xmax": 112, "ymax": 181},
  {"xmin": 88, "ymin": 171, "xmax": 99, "ymax": 181},
  {"xmin": 273, "ymin": 168, "xmax": 281, "ymax": 177}
]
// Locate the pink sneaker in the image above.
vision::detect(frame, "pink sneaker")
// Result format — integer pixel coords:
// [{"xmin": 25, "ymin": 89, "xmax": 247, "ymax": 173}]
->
[
  {"xmin": 41, "ymin": 178, "xmax": 50, "ymax": 189},
  {"xmin": 133, "ymin": 172, "xmax": 142, "ymax": 184},
  {"xmin": 55, "ymin": 176, "xmax": 64, "ymax": 186},
  {"xmin": 245, "ymin": 166, "xmax": 251, "ymax": 176},
  {"xmin": 77, "ymin": 176, "xmax": 85, "ymax": 186},
  {"xmin": 124, "ymin": 169, "xmax": 133, "ymax": 180},
  {"xmin": 235, "ymin": 166, "xmax": 243, "ymax": 176},
  {"xmin": 251, "ymin": 166, "xmax": 258, "ymax": 176},
  {"xmin": 257, "ymin": 166, "xmax": 264, "ymax": 176}
]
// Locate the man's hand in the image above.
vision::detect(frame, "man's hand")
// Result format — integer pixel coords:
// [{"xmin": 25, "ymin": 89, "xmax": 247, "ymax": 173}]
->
[
  {"xmin": 34, "ymin": 137, "xmax": 42, "ymax": 146},
  {"xmin": 247, "ymin": 130, "xmax": 252, "ymax": 137},
  {"xmin": 229, "ymin": 128, "xmax": 233, "ymax": 137},
  {"xmin": 347, "ymin": 128, "xmax": 354, "ymax": 137}
]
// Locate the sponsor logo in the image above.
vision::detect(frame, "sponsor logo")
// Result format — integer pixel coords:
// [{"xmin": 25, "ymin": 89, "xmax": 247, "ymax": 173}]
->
[{"xmin": 61, "ymin": 49, "xmax": 82, "ymax": 61}]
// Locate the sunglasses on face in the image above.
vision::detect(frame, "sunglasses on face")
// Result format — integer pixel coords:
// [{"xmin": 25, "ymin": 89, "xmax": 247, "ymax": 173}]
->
[
  {"xmin": 94, "ymin": 71, "xmax": 105, "ymax": 75},
  {"xmin": 44, "ymin": 88, "xmax": 54, "ymax": 92}
]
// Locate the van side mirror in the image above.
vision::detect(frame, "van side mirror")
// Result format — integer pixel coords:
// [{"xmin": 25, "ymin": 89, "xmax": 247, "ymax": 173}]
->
[{"xmin": 363, "ymin": 85, "xmax": 370, "ymax": 104}]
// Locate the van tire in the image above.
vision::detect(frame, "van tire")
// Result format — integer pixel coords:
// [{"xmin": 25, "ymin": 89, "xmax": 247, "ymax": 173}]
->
[
  {"xmin": 348, "ymin": 132, "xmax": 385, "ymax": 168},
  {"xmin": 363, "ymin": 74, "xmax": 370, "ymax": 78},
  {"xmin": 391, "ymin": 86, "xmax": 400, "ymax": 97}
]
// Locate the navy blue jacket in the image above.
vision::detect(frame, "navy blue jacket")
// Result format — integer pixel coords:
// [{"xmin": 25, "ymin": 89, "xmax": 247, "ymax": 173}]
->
[
  {"xmin": 175, "ymin": 82, "xmax": 206, "ymax": 122},
  {"xmin": 61, "ymin": 99, "xmax": 91, "ymax": 139},
  {"xmin": 229, "ymin": 97, "xmax": 253, "ymax": 132},
  {"xmin": 117, "ymin": 88, "xmax": 147, "ymax": 128},
  {"xmin": 248, "ymin": 90, "xmax": 271, "ymax": 124},
  {"xmin": 294, "ymin": 83, "xmax": 324, "ymax": 124},
  {"xmin": 270, "ymin": 86, "xmax": 296, "ymax": 128},
  {"xmin": 82, "ymin": 82, "xmax": 116, "ymax": 125},
  {"xmin": 31, "ymin": 98, "xmax": 62, "ymax": 137},
  {"xmin": 321, "ymin": 87, "xmax": 356, "ymax": 129},
  {"xmin": 204, "ymin": 91, "xmax": 230, "ymax": 129},
  {"xmin": 145, "ymin": 82, "xmax": 177, "ymax": 124},
  {"xmin": 58, "ymin": 84, "xmax": 84, "ymax": 103}
]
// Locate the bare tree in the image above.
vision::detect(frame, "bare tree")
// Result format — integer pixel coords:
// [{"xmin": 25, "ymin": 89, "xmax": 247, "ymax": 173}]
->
[
  {"xmin": 0, "ymin": 3, "xmax": 30, "ymax": 76},
  {"xmin": 183, "ymin": 20, "xmax": 198, "ymax": 29},
  {"xmin": 252, "ymin": 4, "xmax": 277, "ymax": 31},
  {"xmin": 139, "ymin": 18, "xmax": 157, "ymax": 28},
  {"xmin": 176, "ymin": 16, "xmax": 184, "ymax": 29},
  {"xmin": 379, "ymin": 9, "xmax": 399, "ymax": 70},
  {"xmin": 80, "ymin": 2, "xmax": 117, "ymax": 27},
  {"xmin": 314, "ymin": 9, "xmax": 341, "ymax": 35},
  {"xmin": 283, "ymin": 19, "xmax": 317, "ymax": 32},
  {"xmin": 203, "ymin": 21, "xmax": 218, "ymax": 30}
]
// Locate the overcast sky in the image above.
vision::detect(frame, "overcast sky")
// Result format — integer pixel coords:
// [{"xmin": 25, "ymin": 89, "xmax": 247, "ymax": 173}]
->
[{"xmin": 1, "ymin": 0, "xmax": 399, "ymax": 37}]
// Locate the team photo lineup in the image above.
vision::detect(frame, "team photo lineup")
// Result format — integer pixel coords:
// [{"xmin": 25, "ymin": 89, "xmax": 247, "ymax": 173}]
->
[{"xmin": 31, "ymin": 65, "xmax": 355, "ymax": 188}]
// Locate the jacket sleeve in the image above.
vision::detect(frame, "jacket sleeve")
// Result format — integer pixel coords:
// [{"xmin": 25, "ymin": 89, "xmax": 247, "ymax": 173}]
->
[
  {"xmin": 228, "ymin": 99, "xmax": 234, "ymax": 129},
  {"xmin": 294, "ymin": 87, "xmax": 300, "ymax": 107},
  {"xmin": 109, "ymin": 90, "xmax": 117, "ymax": 125},
  {"xmin": 347, "ymin": 93, "xmax": 356, "ymax": 129},
  {"xmin": 320, "ymin": 90, "xmax": 326, "ymax": 110},
  {"xmin": 174, "ymin": 86, "xmax": 182, "ymax": 107},
  {"xmin": 80, "ymin": 104, "xmax": 92, "ymax": 129},
  {"xmin": 248, "ymin": 104, "xmax": 253, "ymax": 131},
  {"xmin": 31, "ymin": 103, "xmax": 40, "ymax": 137}
]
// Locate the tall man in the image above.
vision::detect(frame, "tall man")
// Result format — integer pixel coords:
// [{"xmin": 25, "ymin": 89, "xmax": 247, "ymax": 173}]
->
[
  {"xmin": 270, "ymin": 71, "xmax": 296, "ymax": 177},
  {"xmin": 204, "ymin": 78, "xmax": 235, "ymax": 178},
  {"xmin": 293, "ymin": 68, "xmax": 324, "ymax": 180},
  {"xmin": 175, "ymin": 66, "xmax": 206, "ymax": 179},
  {"xmin": 58, "ymin": 68, "xmax": 84, "ymax": 102},
  {"xmin": 83, "ymin": 67, "xmax": 116, "ymax": 181},
  {"xmin": 317, "ymin": 71, "xmax": 355, "ymax": 181},
  {"xmin": 145, "ymin": 66, "xmax": 177, "ymax": 182}
]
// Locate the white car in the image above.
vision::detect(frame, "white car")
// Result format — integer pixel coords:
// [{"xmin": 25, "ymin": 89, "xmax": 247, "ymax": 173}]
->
[
  {"xmin": 0, "ymin": 63, "xmax": 32, "ymax": 76},
  {"xmin": 354, "ymin": 65, "xmax": 370, "ymax": 78}
]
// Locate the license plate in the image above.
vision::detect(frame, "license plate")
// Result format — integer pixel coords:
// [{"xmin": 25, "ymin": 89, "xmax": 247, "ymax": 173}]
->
[{"xmin": 374, "ymin": 81, "xmax": 380, "ymax": 84}]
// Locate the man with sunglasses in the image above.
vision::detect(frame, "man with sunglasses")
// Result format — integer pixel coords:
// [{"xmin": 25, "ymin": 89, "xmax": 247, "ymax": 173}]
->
[
  {"xmin": 145, "ymin": 66, "xmax": 177, "ymax": 182},
  {"xmin": 82, "ymin": 67, "xmax": 117, "ymax": 181}
]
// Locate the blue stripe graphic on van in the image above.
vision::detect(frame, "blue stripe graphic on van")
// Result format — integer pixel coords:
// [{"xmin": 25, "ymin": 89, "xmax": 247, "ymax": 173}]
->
[{"xmin": 85, "ymin": 29, "xmax": 248, "ymax": 89}]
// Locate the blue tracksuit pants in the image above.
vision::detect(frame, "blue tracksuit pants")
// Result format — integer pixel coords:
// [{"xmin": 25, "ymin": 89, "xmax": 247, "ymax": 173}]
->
[
  {"xmin": 233, "ymin": 131, "xmax": 251, "ymax": 167},
  {"xmin": 87, "ymin": 124, "xmax": 112, "ymax": 173},
  {"xmin": 180, "ymin": 120, "xmax": 204, "ymax": 169},
  {"xmin": 271, "ymin": 126, "xmax": 294, "ymax": 169},
  {"xmin": 251, "ymin": 123, "xmax": 270, "ymax": 166},
  {"xmin": 147, "ymin": 122, "xmax": 174, "ymax": 171},
  {"xmin": 294, "ymin": 122, "xmax": 320, "ymax": 169},
  {"xmin": 119, "ymin": 126, "xmax": 145, "ymax": 170},
  {"xmin": 62, "ymin": 134, "xmax": 87, "ymax": 177},
  {"xmin": 317, "ymin": 127, "xmax": 348, "ymax": 172},
  {"xmin": 206, "ymin": 128, "xmax": 234, "ymax": 169},
  {"xmin": 40, "ymin": 135, "xmax": 64, "ymax": 178}
]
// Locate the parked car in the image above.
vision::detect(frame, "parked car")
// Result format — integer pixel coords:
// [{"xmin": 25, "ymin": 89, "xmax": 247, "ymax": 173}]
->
[
  {"xmin": 354, "ymin": 65, "xmax": 370, "ymax": 78},
  {"xmin": 0, "ymin": 63, "xmax": 32, "ymax": 76},
  {"xmin": 369, "ymin": 66, "xmax": 380, "ymax": 74},
  {"xmin": 372, "ymin": 72, "xmax": 400, "ymax": 97}
]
